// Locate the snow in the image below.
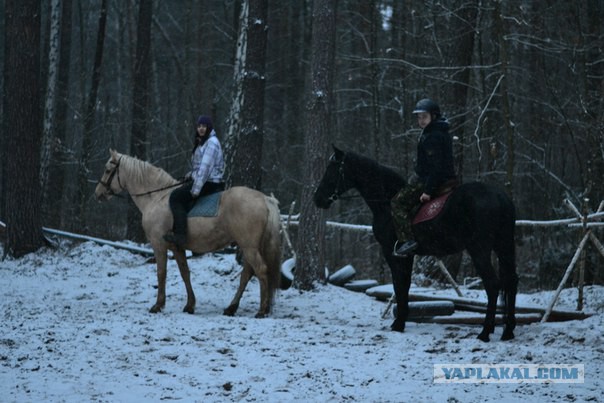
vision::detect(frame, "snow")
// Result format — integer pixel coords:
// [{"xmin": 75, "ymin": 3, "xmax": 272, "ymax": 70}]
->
[{"xmin": 1, "ymin": 241, "xmax": 603, "ymax": 402}]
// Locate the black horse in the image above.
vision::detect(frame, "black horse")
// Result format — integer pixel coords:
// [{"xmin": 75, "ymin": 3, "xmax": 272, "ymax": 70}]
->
[{"xmin": 313, "ymin": 146, "xmax": 518, "ymax": 342}]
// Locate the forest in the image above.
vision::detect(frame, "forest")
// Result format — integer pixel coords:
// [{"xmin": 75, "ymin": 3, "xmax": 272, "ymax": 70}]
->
[{"xmin": 1, "ymin": 1, "xmax": 603, "ymax": 288}]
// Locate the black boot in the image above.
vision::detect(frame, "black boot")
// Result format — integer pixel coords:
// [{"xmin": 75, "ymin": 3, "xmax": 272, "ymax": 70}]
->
[
  {"xmin": 163, "ymin": 232, "xmax": 187, "ymax": 247},
  {"xmin": 393, "ymin": 240, "xmax": 418, "ymax": 257}
]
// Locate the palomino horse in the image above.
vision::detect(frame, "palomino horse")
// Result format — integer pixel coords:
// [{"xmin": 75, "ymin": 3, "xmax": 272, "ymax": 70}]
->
[
  {"xmin": 314, "ymin": 146, "xmax": 518, "ymax": 342},
  {"xmin": 94, "ymin": 149, "xmax": 281, "ymax": 318}
]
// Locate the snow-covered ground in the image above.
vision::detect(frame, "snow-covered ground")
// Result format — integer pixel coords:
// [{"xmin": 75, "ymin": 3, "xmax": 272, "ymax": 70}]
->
[{"xmin": 1, "ymin": 241, "xmax": 602, "ymax": 402}]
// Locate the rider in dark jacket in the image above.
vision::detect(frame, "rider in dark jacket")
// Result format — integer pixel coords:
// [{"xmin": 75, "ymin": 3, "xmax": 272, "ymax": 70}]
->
[
  {"xmin": 416, "ymin": 113, "xmax": 456, "ymax": 199},
  {"xmin": 392, "ymin": 98, "xmax": 457, "ymax": 257}
]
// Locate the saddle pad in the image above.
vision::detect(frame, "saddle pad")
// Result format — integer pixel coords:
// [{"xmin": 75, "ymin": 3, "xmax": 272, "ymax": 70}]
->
[
  {"xmin": 412, "ymin": 191, "xmax": 453, "ymax": 225},
  {"xmin": 188, "ymin": 192, "xmax": 222, "ymax": 217}
]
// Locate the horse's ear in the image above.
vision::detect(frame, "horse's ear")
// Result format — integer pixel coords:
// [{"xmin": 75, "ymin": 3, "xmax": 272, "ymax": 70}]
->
[
  {"xmin": 332, "ymin": 144, "xmax": 344, "ymax": 161},
  {"xmin": 110, "ymin": 148, "xmax": 118, "ymax": 161}
]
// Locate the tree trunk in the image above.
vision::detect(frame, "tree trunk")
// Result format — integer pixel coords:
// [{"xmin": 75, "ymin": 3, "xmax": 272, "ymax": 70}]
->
[
  {"xmin": 76, "ymin": 0, "xmax": 107, "ymax": 233},
  {"xmin": 294, "ymin": 0, "xmax": 337, "ymax": 290},
  {"xmin": 2, "ymin": 0, "xmax": 44, "ymax": 257},
  {"xmin": 225, "ymin": 0, "xmax": 269, "ymax": 189},
  {"xmin": 494, "ymin": 1, "xmax": 514, "ymax": 199},
  {"xmin": 446, "ymin": 1, "xmax": 478, "ymax": 183},
  {"xmin": 224, "ymin": 1, "xmax": 248, "ymax": 185},
  {"xmin": 127, "ymin": 0, "xmax": 153, "ymax": 242},
  {"xmin": 40, "ymin": 0, "xmax": 62, "ymax": 203},
  {"xmin": 363, "ymin": 0, "xmax": 380, "ymax": 158},
  {"xmin": 584, "ymin": 0, "xmax": 604, "ymax": 203},
  {"xmin": 52, "ymin": 0, "xmax": 73, "ymax": 229}
]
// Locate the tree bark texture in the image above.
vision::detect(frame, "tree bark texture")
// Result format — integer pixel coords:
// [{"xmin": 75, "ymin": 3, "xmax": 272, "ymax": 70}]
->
[
  {"xmin": 225, "ymin": 0, "xmax": 269, "ymax": 190},
  {"xmin": 40, "ymin": 0, "xmax": 62, "ymax": 201},
  {"xmin": 2, "ymin": 0, "xmax": 44, "ymax": 257},
  {"xmin": 127, "ymin": 0, "xmax": 153, "ymax": 242},
  {"xmin": 76, "ymin": 0, "xmax": 107, "ymax": 232},
  {"xmin": 294, "ymin": 0, "xmax": 337, "ymax": 290}
]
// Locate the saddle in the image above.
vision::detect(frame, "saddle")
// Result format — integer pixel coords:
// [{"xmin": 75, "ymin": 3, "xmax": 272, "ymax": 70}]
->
[
  {"xmin": 412, "ymin": 191, "xmax": 452, "ymax": 225},
  {"xmin": 412, "ymin": 179, "xmax": 459, "ymax": 225},
  {"xmin": 188, "ymin": 191, "xmax": 222, "ymax": 217}
]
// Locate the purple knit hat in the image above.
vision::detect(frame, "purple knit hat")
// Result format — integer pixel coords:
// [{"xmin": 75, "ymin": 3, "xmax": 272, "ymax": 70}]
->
[{"xmin": 197, "ymin": 115, "xmax": 213, "ymax": 127}]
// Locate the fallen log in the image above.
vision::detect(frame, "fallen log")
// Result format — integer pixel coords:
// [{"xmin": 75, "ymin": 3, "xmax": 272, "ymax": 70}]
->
[
  {"xmin": 279, "ymin": 257, "xmax": 329, "ymax": 290},
  {"xmin": 367, "ymin": 284, "xmax": 595, "ymax": 323},
  {"xmin": 365, "ymin": 284, "xmax": 394, "ymax": 301},
  {"xmin": 40, "ymin": 226, "xmax": 154, "ymax": 256},
  {"xmin": 411, "ymin": 313, "xmax": 543, "ymax": 325},
  {"xmin": 344, "ymin": 279, "xmax": 379, "ymax": 292},
  {"xmin": 280, "ymin": 257, "xmax": 295, "ymax": 290},
  {"xmin": 409, "ymin": 292, "xmax": 594, "ymax": 322},
  {"xmin": 328, "ymin": 264, "xmax": 356, "ymax": 286},
  {"xmin": 393, "ymin": 301, "xmax": 456, "ymax": 318}
]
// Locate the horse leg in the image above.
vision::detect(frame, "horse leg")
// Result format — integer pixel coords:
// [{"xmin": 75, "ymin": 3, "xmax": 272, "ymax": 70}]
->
[
  {"xmin": 173, "ymin": 248, "xmax": 196, "ymax": 314},
  {"xmin": 468, "ymin": 249, "xmax": 499, "ymax": 342},
  {"xmin": 150, "ymin": 251, "xmax": 168, "ymax": 313},
  {"xmin": 497, "ymin": 249, "xmax": 518, "ymax": 341},
  {"xmin": 224, "ymin": 260, "xmax": 254, "ymax": 317},
  {"xmin": 385, "ymin": 252, "xmax": 413, "ymax": 332},
  {"xmin": 500, "ymin": 273, "xmax": 518, "ymax": 341},
  {"xmin": 241, "ymin": 248, "xmax": 271, "ymax": 318},
  {"xmin": 250, "ymin": 249, "xmax": 271, "ymax": 318}
]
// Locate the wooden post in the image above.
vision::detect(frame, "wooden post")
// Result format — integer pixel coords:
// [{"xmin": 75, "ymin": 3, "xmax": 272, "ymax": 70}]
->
[
  {"xmin": 591, "ymin": 201, "xmax": 604, "ymax": 285},
  {"xmin": 381, "ymin": 255, "xmax": 418, "ymax": 319},
  {"xmin": 588, "ymin": 232, "xmax": 604, "ymax": 259},
  {"xmin": 381, "ymin": 292, "xmax": 396, "ymax": 319},
  {"xmin": 541, "ymin": 231, "xmax": 590, "ymax": 322},
  {"xmin": 435, "ymin": 258, "xmax": 464, "ymax": 297},
  {"xmin": 577, "ymin": 198, "xmax": 589, "ymax": 311},
  {"xmin": 279, "ymin": 200, "xmax": 297, "ymax": 259}
]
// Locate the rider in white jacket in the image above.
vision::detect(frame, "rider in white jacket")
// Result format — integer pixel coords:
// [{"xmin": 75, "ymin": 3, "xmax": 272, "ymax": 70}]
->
[{"xmin": 163, "ymin": 115, "xmax": 225, "ymax": 247}]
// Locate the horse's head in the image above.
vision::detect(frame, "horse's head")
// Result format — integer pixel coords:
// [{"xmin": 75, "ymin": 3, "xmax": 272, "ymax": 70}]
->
[
  {"xmin": 313, "ymin": 145, "xmax": 353, "ymax": 209},
  {"xmin": 95, "ymin": 149, "xmax": 124, "ymax": 201}
]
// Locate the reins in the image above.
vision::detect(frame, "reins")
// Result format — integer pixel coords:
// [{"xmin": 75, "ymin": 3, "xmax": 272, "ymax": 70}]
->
[
  {"xmin": 327, "ymin": 153, "xmax": 396, "ymax": 204},
  {"xmin": 325, "ymin": 154, "xmax": 347, "ymax": 203},
  {"xmin": 129, "ymin": 180, "xmax": 189, "ymax": 197}
]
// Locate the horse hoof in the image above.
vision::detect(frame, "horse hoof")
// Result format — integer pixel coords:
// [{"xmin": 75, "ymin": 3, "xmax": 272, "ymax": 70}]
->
[
  {"xmin": 149, "ymin": 305, "xmax": 162, "ymax": 313},
  {"xmin": 390, "ymin": 320, "xmax": 405, "ymax": 333},
  {"xmin": 183, "ymin": 306, "xmax": 195, "ymax": 314},
  {"xmin": 255, "ymin": 312, "xmax": 267, "ymax": 319},
  {"xmin": 223, "ymin": 306, "xmax": 237, "ymax": 316},
  {"xmin": 477, "ymin": 333, "xmax": 490, "ymax": 342},
  {"xmin": 501, "ymin": 330, "xmax": 515, "ymax": 341}
]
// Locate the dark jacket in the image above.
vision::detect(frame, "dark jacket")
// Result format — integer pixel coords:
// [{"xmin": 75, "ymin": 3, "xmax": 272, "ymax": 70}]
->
[{"xmin": 415, "ymin": 118, "xmax": 456, "ymax": 197}]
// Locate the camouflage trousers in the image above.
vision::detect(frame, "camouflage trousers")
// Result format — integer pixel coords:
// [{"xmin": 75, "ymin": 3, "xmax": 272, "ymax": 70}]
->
[{"xmin": 391, "ymin": 183, "xmax": 423, "ymax": 242}]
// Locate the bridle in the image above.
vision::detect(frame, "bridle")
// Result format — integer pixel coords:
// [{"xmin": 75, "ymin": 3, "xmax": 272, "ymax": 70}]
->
[
  {"xmin": 98, "ymin": 157, "xmax": 124, "ymax": 197},
  {"xmin": 325, "ymin": 152, "xmax": 387, "ymax": 203},
  {"xmin": 326, "ymin": 153, "xmax": 350, "ymax": 203}
]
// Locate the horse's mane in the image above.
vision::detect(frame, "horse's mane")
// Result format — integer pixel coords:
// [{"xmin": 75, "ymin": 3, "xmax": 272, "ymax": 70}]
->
[
  {"xmin": 345, "ymin": 151, "xmax": 406, "ymax": 191},
  {"xmin": 119, "ymin": 153, "xmax": 178, "ymax": 187}
]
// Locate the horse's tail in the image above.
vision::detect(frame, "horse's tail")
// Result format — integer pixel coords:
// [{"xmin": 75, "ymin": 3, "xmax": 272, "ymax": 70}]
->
[{"xmin": 262, "ymin": 194, "xmax": 282, "ymax": 307}]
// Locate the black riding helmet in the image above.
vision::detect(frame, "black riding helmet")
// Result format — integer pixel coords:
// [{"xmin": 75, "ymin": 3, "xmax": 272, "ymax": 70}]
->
[{"xmin": 412, "ymin": 98, "xmax": 441, "ymax": 117}]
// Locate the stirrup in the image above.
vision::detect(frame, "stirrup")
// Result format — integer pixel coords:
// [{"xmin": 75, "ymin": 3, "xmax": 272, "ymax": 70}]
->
[
  {"xmin": 393, "ymin": 239, "xmax": 418, "ymax": 257},
  {"xmin": 393, "ymin": 240, "xmax": 402, "ymax": 256}
]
